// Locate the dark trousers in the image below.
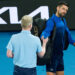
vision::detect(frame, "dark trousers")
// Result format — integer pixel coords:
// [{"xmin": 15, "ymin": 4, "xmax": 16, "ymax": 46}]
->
[{"xmin": 13, "ymin": 65, "xmax": 37, "ymax": 75}]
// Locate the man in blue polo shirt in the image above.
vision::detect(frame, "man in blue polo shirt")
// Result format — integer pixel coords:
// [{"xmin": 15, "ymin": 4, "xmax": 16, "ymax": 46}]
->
[
  {"xmin": 6, "ymin": 15, "xmax": 48, "ymax": 75},
  {"xmin": 41, "ymin": 1, "xmax": 75, "ymax": 75}
]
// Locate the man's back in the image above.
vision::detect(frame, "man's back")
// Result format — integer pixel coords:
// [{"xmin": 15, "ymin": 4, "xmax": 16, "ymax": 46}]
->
[
  {"xmin": 7, "ymin": 30, "xmax": 42, "ymax": 68},
  {"xmin": 6, "ymin": 15, "xmax": 48, "ymax": 75}
]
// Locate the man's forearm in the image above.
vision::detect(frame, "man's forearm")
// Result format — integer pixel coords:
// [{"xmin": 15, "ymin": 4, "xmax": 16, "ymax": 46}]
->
[
  {"xmin": 42, "ymin": 43, "xmax": 46, "ymax": 55},
  {"xmin": 38, "ymin": 44, "xmax": 46, "ymax": 58},
  {"xmin": 38, "ymin": 38, "xmax": 48, "ymax": 58}
]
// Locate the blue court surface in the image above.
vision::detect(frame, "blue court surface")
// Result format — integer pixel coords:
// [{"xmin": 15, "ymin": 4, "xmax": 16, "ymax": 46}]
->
[{"xmin": 0, "ymin": 31, "xmax": 75, "ymax": 75}]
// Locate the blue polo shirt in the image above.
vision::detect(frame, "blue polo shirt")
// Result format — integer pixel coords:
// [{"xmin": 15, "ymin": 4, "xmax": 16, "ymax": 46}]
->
[
  {"xmin": 41, "ymin": 14, "xmax": 75, "ymax": 45},
  {"xmin": 7, "ymin": 30, "xmax": 42, "ymax": 68}
]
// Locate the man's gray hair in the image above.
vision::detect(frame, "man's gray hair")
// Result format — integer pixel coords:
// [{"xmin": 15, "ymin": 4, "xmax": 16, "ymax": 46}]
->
[{"xmin": 21, "ymin": 15, "xmax": 33, "ymax": 28}]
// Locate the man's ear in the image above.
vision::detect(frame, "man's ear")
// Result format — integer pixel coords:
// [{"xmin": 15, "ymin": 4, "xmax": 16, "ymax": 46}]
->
[
  {"xmin": 28, "ymin": 24, "xmax": 32, "ymax": 30},
  {"xmin": 29, "ymin": 24, "xmax": 32, "ymax": 28},
  {"xmin": 56, "ymin": 6, "xmax": 59, "ymax": 11}
]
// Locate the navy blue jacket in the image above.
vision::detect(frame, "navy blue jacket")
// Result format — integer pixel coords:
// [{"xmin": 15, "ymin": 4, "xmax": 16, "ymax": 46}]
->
[{"xmin": 41, "ymin": 14, "xmax": 75, "ymax": 46}]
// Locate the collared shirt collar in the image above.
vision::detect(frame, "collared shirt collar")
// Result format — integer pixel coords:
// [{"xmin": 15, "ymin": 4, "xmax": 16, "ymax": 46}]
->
[{"xmin": 21, "ymin": 30, "xmax": 31, "ymax": 34}]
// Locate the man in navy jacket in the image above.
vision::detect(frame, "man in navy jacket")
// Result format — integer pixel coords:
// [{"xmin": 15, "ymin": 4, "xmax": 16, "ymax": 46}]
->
[{"xmin": 41, "ymin": 1, "xmax": 75, "ymax": 75}]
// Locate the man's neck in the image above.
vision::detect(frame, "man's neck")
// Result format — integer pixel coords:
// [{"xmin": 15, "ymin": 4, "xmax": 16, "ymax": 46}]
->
[{"xmin": 22, "ymin": 28, "xmax": 30, "ymax": 31}]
